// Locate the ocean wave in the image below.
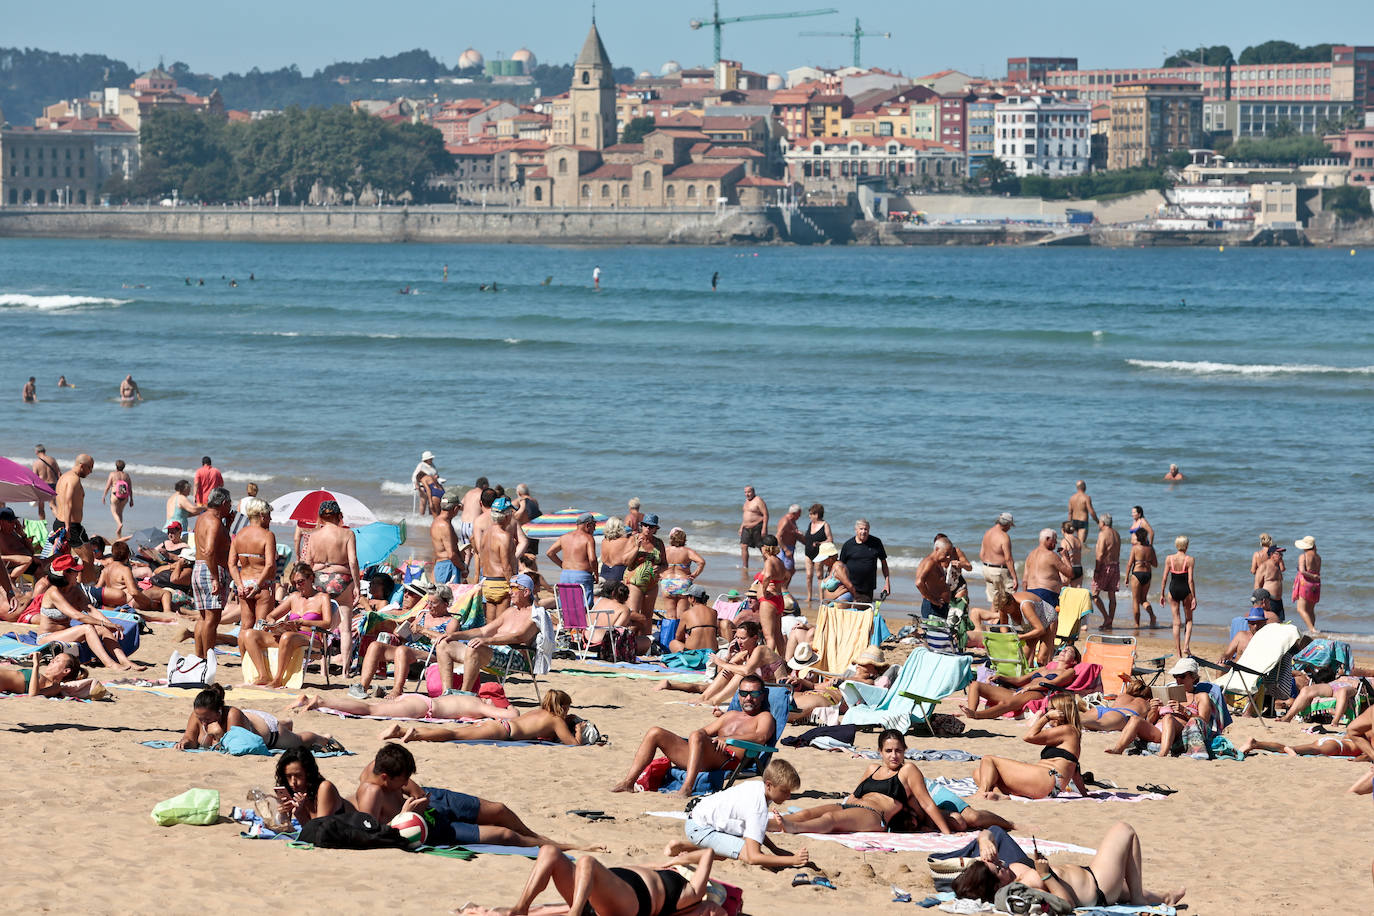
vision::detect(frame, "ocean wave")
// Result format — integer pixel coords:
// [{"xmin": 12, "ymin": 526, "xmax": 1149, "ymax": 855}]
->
[
  {"xmin": 1126, "ymin": 358, "xmax": 1374, "ymax": 377},
  {"xmin": 0, "ymin": 293, "xmax": 131, "ymax": 310},
  {"xmin": 380, "ymin": 480, "xmax": 416, "ymax": 496},
  {"xmin": 88, "ymin": 460, "xmax": 273, "ymax": 483}
]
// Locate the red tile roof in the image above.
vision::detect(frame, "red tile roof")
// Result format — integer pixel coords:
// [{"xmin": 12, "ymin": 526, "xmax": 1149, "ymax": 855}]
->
[
  {"xmin": 666, "ymin": 162, "xmax": 741, "ymax": 179},
  {"xmin": 602, "ymin": 143, "xmax": 645, "ymax": 153},
  {"xmin": 736, "ymin": 176, "xmax": 790, "ymax": 187},
  {"xmin": 582, "ymin": 163, "xmax": 635, "ymax": 180},
  {"xmin": 704, "ymin": 146, "xmax": 765, "ymax": 158}
]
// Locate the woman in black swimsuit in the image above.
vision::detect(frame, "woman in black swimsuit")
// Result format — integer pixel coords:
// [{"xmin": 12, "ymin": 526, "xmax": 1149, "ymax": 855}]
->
[
  {"xmin": 772, "ymin": 730, "xmax": 1010, "ymax": 834},
  {"xmin": 952, "ymin": 822, "xmax": 1186, "ymax": 909},
  {"xmin": 800, "ymin": 503, "xmax": 833, "ymax": 602},
  {"xmin": 1125, "ymin": 528, "xmax": 1158, "ymax": 629},
  {"xmin": 510, "ymin": 845, "xmax": 713, "ymax": 916},
  {"xmin": 1159, "ymin": 534, "xmax": 1197, "ymax": 659}
]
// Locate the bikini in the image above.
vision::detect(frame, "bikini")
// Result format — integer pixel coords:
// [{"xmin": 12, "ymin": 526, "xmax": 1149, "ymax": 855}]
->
[
  {"xmin": 1093, "ymin": 705, "xmax": 1139, "ymax": 721},
  {"xmin": 1039, "ymin": 746, "xmax": 1079, "ymax": 797},
  {"xmin": 609, "ymin": 867, "xmax": 688, "ymax": 916},
  {"xmin": 850, "ymin": 767, "xmax": 908, "ymax": 830}
]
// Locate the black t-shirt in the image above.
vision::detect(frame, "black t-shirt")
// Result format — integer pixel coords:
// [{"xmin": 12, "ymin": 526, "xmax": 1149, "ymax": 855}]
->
[{"xmin": 839, "ymin": 536, "xmax": 887, "ymax": 595}]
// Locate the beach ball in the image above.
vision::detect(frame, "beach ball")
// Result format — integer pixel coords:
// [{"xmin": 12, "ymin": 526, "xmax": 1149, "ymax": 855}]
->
[{"xmin": 389, "ymin": 811, "xmax": 428, "ymax": 847}]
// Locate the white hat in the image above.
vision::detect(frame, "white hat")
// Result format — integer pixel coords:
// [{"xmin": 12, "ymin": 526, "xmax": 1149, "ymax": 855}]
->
[
  {"xmin": 813, "ymin": 541, "xmax": 839, "ymax": 563},
  {"xmin": 1169, "ymin": 657, "xmax": 1199, "ymax": 677},
  {"xmin": 787, "ymin": 643, "xmax": 820, "ymax": 671},
  {"xmin": 1294, "ymin": 536, "xmax": 1315, "ymax": 550},
  {"xmin": 421, "ymin": 450, "xmax": 436, "ymax": 462}
]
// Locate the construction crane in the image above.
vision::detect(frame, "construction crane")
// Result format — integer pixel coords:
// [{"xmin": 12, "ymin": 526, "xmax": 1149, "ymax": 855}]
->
[
  {"xmin": 799, "ymin": 17, "xmax": 891, "ymax": 69},
  {"xmin": 690, "ymin": 1, "xmax": 837, "ymax": 66}
]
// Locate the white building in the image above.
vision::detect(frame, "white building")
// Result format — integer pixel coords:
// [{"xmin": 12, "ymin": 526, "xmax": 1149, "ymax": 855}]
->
[
  {"xmin": 993, "ymin": 93, "xmax": 1091, "ymax": 177},
  {"xmin": 781, "ymin": 135, "xmax": 964, "ymax": 189}
]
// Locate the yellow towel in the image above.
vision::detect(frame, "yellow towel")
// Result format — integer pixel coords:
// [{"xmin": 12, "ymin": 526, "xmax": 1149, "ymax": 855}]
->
[
  {"xmin": 811, "ymin": 603, "xmax": 874, "ymax": 675},
  {"xmin": 240, "ymin": 646, "xmax": 305, "ymax": 689},
  {"xmin": 1057, "ymin": 587, "xmax": 1092, "ymax": 642}
]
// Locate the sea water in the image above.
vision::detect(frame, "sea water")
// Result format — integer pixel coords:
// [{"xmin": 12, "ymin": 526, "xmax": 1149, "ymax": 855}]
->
[{"xmin": 2, "ymin": 239, "xmax": 1371, "ymax": 632}]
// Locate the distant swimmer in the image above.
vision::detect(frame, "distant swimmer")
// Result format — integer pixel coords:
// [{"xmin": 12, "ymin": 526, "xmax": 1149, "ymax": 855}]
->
[
  {"xmin": 22, "ymin": 377, "xmax": 37, "ymax": 403},
  {"xmin": 443, "ymin": 264, "xmax": 449, "ymax": 282},
  {"xmin": 400, "ymin": 285, "xmax": 411, "ymax": 295},
  {"xmin": 593, "ymin": 265, "xmax": 601, "ymax": 290},
  {"xmin": 249, "ymin": 273, "xmax": 255, "ymax": 281},
  {"xmin": 198, "ymin": 279, "xmax": 204, "ymax": 286},
  {"xmin": 541, "ymin": 276, "xmax": 552, "ymax": 286},
  {"xmin": 230, "ymin": 279, "xmax": 238, "ymax": 288},
  {"xmin": 1164, "ymin": 464, "xmax": 1184, "ymax": 482},
  {"xmin": 490, "ymin": 282, "xmax": 499, "ymax": 292},
  {"xmin": 185, "ymin": 277, "xmax": 192, "ymax": 285},
  {"xmin": 57, "ymin": 375, "xmax": 74, "ymax": 388},
  {"xmin": 479, "ymin": 284, "xmax": 487, "ymax": 291},
  {"xmin": 119, "ymin": 375, "xmax": 143, "ymax": 404},
  {"xmin": 711, "ymin": 271, "xmax": 719, "ymax": 292}
]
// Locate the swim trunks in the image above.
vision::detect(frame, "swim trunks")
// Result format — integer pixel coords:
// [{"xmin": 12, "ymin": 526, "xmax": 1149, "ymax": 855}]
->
[
  {"xmin": 419, "ymin": 786, "xmax": 483, "ymax": 845},
  {"xmin": 55, "ymin": 520, "xmax": 90, "ymax": 549},
  {"xmin": 921, "ymin": 597, "xmax": 950, "ymax": 620},
  {"xmin": 433, "ymin": 559, "xmax": 461, "ymax": 584},
  {"xmin": 1028, "ymin": 587, "xmax": 1060, "ymax": 608},
  {"xmin": 1092, "ymin": 563, "xmax": 1120, "ymax": 594},
  {"xmin": 192, "ymin": 561, "xmax": 229, "ymax": 612},
  {"xmin": 491, "ymin": 644, "xmax": 531, "ymax": 672},
  {"xmin": 482, "ymin": 577, "xmax": 511, "ymax": 604},
  {"xmin": 559, "ymin": 568, "xmax": 594, "ymax": 607},
  {"xmin": 780, "ymin": 545, "xmax": 795, "ymax": 573},
  {"xmin": 1070, "ymin": 565, "xmax": 1083, "ymax": 581},
  {"xmin": 314, "ymin": 570, "xmax": 353, "ymax": 598},
  {"xmin": 1070, "ymin": 519, "xmax": 1088, "ymax": 535},
  {"xmin": 739, "ymin": 523, "xmax": 764, "ymax": 548}
]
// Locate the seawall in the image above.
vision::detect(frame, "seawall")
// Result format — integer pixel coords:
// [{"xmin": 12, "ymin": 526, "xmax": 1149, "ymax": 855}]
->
[{"xmin": 0, "ymin": 205, "xmax": 778, "ymax": 245}]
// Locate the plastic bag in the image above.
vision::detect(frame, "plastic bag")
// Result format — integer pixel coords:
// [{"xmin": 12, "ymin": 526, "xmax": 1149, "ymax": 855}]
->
[{"xmin": 151, "ymin": 788, "xmax": 221, "ymax": 826}]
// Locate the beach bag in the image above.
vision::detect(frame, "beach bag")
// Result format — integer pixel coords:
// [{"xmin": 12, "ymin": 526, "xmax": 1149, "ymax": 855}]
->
[
  {"xmin": 297, "ymin": 810, "xmax": 411, "ymax": 850},
  {"xmin": 214, "ymin": 725, "xmax": 271, "ymax": 756},
  {"xmin": 635, "ymin": 755, "xmax": 672, "ymax": 792},
  {"xmin": 1293, "ymin": 639, "xmax": 1352, "ymax": 680},
  {"xmin": 597, "ymin": 627, "xmax": 637, "ymax": 662},
  {"xmin": 151, "ymin": 788, "xmax": 221, "ymax": 826},
  {"xmin": 995, "ymin": 882, "xmax": 1074, "ymax": 915},
  {"xmin": 167, "ymin": 650, "xmax": 216, "ymax": 688}
]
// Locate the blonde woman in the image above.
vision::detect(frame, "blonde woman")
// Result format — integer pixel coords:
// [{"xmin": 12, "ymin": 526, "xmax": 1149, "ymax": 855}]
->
[
  {"xmin": 598, "ymin": 517, "xmax": 634, "ymax": 586},
  {"xmin": 660, "ymin": 527, "xmax": 705, "ymax": 620},
  {"xmin": 229, "ymin": 497, "xmax": 278, "ymax": 632},
  {"xmin": 1250, "ymin": 533, "xmax": 1285, "ymax": 578},
  {"xmin": 1159, "ymin": 535, "xmax": 1196, "ymax": 659},
  {"xmin": 971, "ymin": 694, "xmax": 1086, "ymax": 800}
]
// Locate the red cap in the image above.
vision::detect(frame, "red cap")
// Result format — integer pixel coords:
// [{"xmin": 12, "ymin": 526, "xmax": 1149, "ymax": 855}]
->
[
  {"xmin": 166, "ymin": 521, "xmax": 183, "ymax": 531},
  {"xmin": 51, "ymin": 554, "xmax": 84, "ymax": 573}
]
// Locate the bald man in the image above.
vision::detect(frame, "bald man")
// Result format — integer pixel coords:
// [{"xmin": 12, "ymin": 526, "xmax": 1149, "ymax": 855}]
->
[{"xmin": 54, "ymin": 453, "xmax": 94, "ymax": 552}]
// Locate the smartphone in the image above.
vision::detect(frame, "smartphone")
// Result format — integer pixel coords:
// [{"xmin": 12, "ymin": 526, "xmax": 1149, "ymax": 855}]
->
[{"xmin": 274, "ymin": 785, "xmax": 291, "ymax": 802}]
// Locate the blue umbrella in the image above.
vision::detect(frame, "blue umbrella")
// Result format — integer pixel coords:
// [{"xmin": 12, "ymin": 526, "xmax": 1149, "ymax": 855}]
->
[{"xmin": 355, "ymin": 521, "xmax": 404, "ymax": 569}]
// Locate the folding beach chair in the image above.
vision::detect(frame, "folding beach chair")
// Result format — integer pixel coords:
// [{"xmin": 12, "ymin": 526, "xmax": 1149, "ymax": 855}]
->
[
  {"xmin": 555, "ymin": 583, "xmax": 593, "ymax": 656},
  {"xmin": 921, "ymin": 605, "xmax": 971, "ymax": 654},
  {"xmin": 1054, "ymin": 587, "xmax": 1092, "ymax": 647},
  {"xmin": 842, "ymin": 646, "xmax": 973, "ymax": 732},
  {"xmin": 811, "ymin": 601, "xmax": 877, "ymax": 674},
  {"xmin": 1215, "ymin": 623, "xmax": 1300, "ymax": 725},
  {"xmin": 659, "ymin": 684, "xmax": 791, "ymax": 794},
  {"xmin": 982, "ymin": 625, "xmax": 1030, "ymax": 678},
  {"xmin": 1082, "ymin": 634, "xmax": 1136, "ymax": 695}
]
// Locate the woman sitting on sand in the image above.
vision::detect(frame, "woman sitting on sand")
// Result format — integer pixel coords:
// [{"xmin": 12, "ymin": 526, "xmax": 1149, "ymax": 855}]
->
[
  {"xmin": 0, "ymin": 649, "xmax": 87, "ymax": 697},
  {"xmin": 961, "ymin": 645, "xmax": 1083, "ymax": 720},
  {"xmin": 952, "ymin": 821, "xmax": 1185, "ymax": 908},
  {"xmin": 510, "ymin": 846, "xmax": 716, "ymax": 916},
  {"xmin": 276, "ymin": 747, "xmax": 346, "ymax": 825},
  {"xmin": 1105, "ymin": 658, "xmax": 1216, "ymax": 759},
  {"xmin": 240, "ymin": 563, "xmax": 336, "ymax": 688},
  {"xmin": 30, "ymin": 555, "xmax": 146, "ymax": 671},
  {"xmin": 291, "ymin": 686, "xmax": 521, "ymax": 723},
  {"xmin": 382, "ymin": 689, "xmax": 592, "ymax": 746},
  {"xmin": 970, "ymin": 695, "xmax": 1087, "ymax": 800},
  {"xmin": 1280, "ymin": 667, "xmax": 1364, "ymax": 725},
  {"xmin": 772, "ymin": 729, "xmax": 1012, "ymax": 835},
  {"xmin": 175, "ymin": 684, "xmax": 339, "ymax": 752},
  {"xmin": 1081, "ymin": 676, "xmax": 1152, "ymax": 733},
  {"xmin": 657, "ymin": 621, "xmax": 783, "ymax": 705}
]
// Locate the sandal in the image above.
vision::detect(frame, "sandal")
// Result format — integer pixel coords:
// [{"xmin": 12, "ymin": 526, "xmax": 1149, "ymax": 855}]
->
[
  {"xmin": 1137, "ymin": 783, "xmax": 1177, "ymax": 796},
  {"xmin": 317, "ymin": 738, "xmax": 348, "ymax": 754}
]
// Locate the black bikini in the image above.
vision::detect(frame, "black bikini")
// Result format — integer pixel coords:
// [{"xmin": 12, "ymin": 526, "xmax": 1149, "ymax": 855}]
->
[
  {"xmin": 1039, "ymin": 746, "xmax": 1080, "ymax": 766},
  {"xmin": 850, "ymin": 768, "xmax": 909, "ymax": 831},
  {"xmin": 610, "ymin": 867, "xmax": 688, "ymax": 916}
]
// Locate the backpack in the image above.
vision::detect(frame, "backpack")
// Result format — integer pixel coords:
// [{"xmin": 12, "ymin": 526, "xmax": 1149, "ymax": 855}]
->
[
  {"xmin": 1293, "ymin": 639, "xmax": 1352, "ymax": 680},
  {"xmin": 297, "ymin": 811, "xmax": 411, "ymax": 850}
]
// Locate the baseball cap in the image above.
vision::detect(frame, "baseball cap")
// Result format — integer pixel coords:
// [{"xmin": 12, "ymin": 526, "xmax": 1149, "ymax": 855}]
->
[
  {"xmin": 997, "ymin": 512, "xmax": 1015, "ymax": 526},
  {"xmin": 1168, "ymin": 657, "xmax": 1199, "ymax": 677},
  {"xmin": 576, "ymin": 512, "xmax": 595, "ymax": 525},
  {"xmin": 492, "ymin": 496, "xmax": 514, "ymax": 513},
  {"xmin": 166, "ymin": 520, "xmax": 183, "ymax": 532},
  {"xmin": 440, "ymin": 492, "xmax": 462, "ymax": 509},
  {"xmin": 510, "ymin": 573, "xmax": 535, "ymax": 592},
  {"xmin": 684, "ymin": 584, "xmax": 710, "ymax": 601},
  {"xmin": 0, "ymin": 507, "xmax": 17, "ymax": 521}
]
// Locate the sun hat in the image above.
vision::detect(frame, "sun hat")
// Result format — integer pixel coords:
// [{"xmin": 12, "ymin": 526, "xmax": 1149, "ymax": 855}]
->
[
  {"xmin": 51, "ymin": 554, "xmax": 84, "ymax": 573},
  {"xmin": 1169, "ymin": 657, "xmax": 1199, "ymax": 677},
  {"xmin": 421, "ymin": 450, "xmax": 436, "ymax": 462},
  {"xmin": 856, "ymin": 645, "xmax": 886, "ymax": 667},
  {"xmin": 787, "ymin": 643, "xmax": 820, "ymax": 671},
  {"xmin": 642, "ymin": 513, "xmax": 660, "ymax": 528},
  {"xmin": 813, "ymin": 541, "xmax": 839, "ymax": 563},
  {"xmin": 1294, "ymin": 536, "xmax": 1315, "ymax": 550},
  {"xmin": 1246, "ymin": 606, "xmax": 1268, "ymax": 623}
]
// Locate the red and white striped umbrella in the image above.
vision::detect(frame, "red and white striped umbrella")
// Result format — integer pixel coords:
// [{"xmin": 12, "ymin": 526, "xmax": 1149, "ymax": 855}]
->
[{"xmin": 269, "ymin": 489, "xmax": 378, "ymax": 528}]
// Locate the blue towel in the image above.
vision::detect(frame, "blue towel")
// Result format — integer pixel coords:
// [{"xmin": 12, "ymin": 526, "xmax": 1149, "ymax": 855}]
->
[
  {"xmin": 140, "ymin": 740, "xmax": 353, "ymax": 757},
  {"xmin": 660, "ymin": 649, "xmax": 712, "ymax": 670}
]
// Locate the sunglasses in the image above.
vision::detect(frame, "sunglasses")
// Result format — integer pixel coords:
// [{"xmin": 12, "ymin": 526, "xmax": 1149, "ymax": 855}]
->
[{"xmin": 739, "ymin": 688, "xmax": 765, "ymax": 698}]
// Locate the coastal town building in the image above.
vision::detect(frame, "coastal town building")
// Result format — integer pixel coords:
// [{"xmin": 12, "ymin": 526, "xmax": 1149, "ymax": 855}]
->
[
  {"xmin": 1006, "ymin": 57, "xmax": 1079, "ymax": 84},
  {"xmin": 1, "ymin": 118, "xmax": 138, "ymax": 205},
  {"xmin": 1202, "ymin": 99, "xmax": 1357, "ymax": 139},
  {"xmin": 994, "ymin": 93, "xmax": 1091, "ymax": 177},
  {"xmin": 101, "ymin": 67, "xmax": 222, "ymax": 132},
  {"xmin": 781, "ymin": 135, "xmax": 963, "ymax": 190},
  {"xmin": 1324, "ymin": 113, "xmax": 1374, "ymax": 185},
  {"xmin": 1107, "ymin": 80, "xmax": 1203, "ymax": 169}
]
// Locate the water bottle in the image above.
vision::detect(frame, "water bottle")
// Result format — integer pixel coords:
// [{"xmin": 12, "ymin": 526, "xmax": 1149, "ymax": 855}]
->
[{"xmin": 247, "ymin": 787, "xmax": 284, "ymax": 830}]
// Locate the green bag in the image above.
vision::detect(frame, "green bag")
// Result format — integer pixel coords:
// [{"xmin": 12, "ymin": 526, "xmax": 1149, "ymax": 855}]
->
[{"xmin": 151, "ymin": 788, "xmax": 221, "ymax": 826}]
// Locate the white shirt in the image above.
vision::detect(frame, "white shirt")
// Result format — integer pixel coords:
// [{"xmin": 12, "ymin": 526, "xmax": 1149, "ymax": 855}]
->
[
  {"xmin": 413, "ymin": 461, "xmax": 436, "ymax": 485},
  {"xmin": 593, "ymin": 267, "xmax": 601, "ymax": 280},
  {"xmin": 688, "ymin": 781, "xmax": 768, "ymax": 843}
]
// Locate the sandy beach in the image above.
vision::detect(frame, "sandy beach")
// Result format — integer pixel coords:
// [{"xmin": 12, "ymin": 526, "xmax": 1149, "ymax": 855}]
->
[{"xmin": 2, "ymin": 555, "xmax": 1366, "ymax": 916}]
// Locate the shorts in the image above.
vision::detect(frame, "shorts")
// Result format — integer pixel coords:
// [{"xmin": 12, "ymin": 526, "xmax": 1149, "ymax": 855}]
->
[
  {"xmin": 433, "ymin": 559, "xmax": 461, "ymax": 584},
  {"xmin": 1269, "ymin": 598, "xmax": 1286, "ymax": 623},
  {"xmin": 315, "ymin": 570, "xmax": 353, "ymax": 598},
  {"xmin": 1070, "ymin": 565, "xmax": 1083, "ymax": 581},
  {"xmin": 982, "ymin": 566, "xmax": 1012, "ymax": 604},
  {"xmin": 81, "ymin": 584, "xmax": 104, "ymax": 607},
  {"xmin": 1093, "ymin": 563, "xmax": 1120, "ymax": 595},
  {"xmin": 1070, "ymin": 519, "xmax": 1088, "ymax": 535},
  {"xmin": 420, "ymin": 786, "xmax": 482, "ymax": 846},
  {"xmin": 455, "ymin": 520, "xmax": 474, "ymax": 548},
  {"xmin": 559, "ymin": 568, "xmax": 595, "ymax": 607},
  {"xmin": 58, "ymin": 520, "xmax": 90, "ymax": 548},
  {"xmin": 921, "ymin": 597, "xmax": 950, "ymax": 620},
  {"xmin": 482, "ymin": 577, "xmax": 511, "ymax": 604},
  {"xmin": 192, "ymin": 561, "xmax": 228, "ymax": 612},
  {"xmin": 684, "ymin": 818, "xmax": 744, "ymax": 859},
  {"xmin": 491, "ymin": 644, "xmax": 531, "ymax": 672},
  {"xmin": 740, "ymin": 523, "xmax": 764, "ymax": 548},
  {"xmin": 780, "ymin": 547, "xmax": 795, "ymax": 573},
  {"xmin": 1028, "ymin": 587, "xmax": 1060, "ymax": 608}
]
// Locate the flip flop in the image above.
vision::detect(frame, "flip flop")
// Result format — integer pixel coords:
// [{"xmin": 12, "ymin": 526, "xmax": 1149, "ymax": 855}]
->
[{"xmin": 1137, "ymin": 783, "xmax": 1178, "ymax": 796}]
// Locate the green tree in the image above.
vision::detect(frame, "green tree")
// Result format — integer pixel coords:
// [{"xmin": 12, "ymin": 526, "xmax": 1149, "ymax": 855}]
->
[
  {"xmin": 1325, "ymin": 185, "xmax": 1372, "ymax": 222},
  {"xmin": 1162, "ymin": 45, "xmax": 1233, "ymax": 67},
  {"xmin": 1238, "ymin": 41, "xmax": 1334, "ymax": 65},
  {"xmin": 975, "ymin": 156, "xmax": 1011, "ymax": 190},
  {"xmin": 1225, "ymin": 135, "xmax": 1331, "ymax": 164},
  {"xmin": 1268, "ymin": 119, "xmax": 1296, "ymax": 139},
  {"xmin": 619, "ymin": 116, "xmax": 656, "ymax": 144}
]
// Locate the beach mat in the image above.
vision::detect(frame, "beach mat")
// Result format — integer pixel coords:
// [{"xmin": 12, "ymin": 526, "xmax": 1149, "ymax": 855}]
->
[
  {"xmin": 927, "ymin": 775, "xmax": 1164, "ymax": 803},
  {"xmin": 560, "ymin": 665, "xmax": 706, "ymax": 681},
  {"xmin": 108, "ymin": 678, "xmax": 290, "ymax": 703},
  {"xmin": 140, "ymin": 740, "xmax": 352, "ymax": 757}
]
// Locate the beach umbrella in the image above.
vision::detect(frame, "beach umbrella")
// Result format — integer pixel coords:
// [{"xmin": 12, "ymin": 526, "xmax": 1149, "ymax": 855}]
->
[
  {"xmin": 0, "ymin": 456, "xmax": 56, "ymax": 504},
  {"xmin": 270, "ymin": 489, "xmax": 378, "ymax": 528},
  {"xmin": 128, "ymin": 526, "xmax": 169, "ymax": 554},
  {"xmin": 521, "ymin": 508, "xmax": 609, "ymax": 539},
  {"xmin": 355, "ymin": 521, "xmax": 405, "ymax": 569}
]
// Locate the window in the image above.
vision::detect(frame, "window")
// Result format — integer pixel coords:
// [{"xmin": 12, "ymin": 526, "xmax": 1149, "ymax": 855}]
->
[
  {"xmin": 23, "ymin": 189, "xmax": 31, "ymax": 202},
  {"xmin": 601, "ymin": 184, "xmax": 610, "ymax": 198},
  {"xmin": 581, "ymin": 71, "xmax": 590, "ymax": 85},
  {"xmin": 36, "ymin": 189, "xmax": 45, "ymax": 204},
  {"xmin": 558, "ymin": 157, "xmax": 568, "ymax": 175},
  {"xmin": 581, "ymin": 184, "xmax": 590, "ymax": 199},
  {"xmin": 666, "ymin": 185, "xmax": 676, "ymax": 199},
  {"xmin": 37, "ymin": 165, "xmax": 44, "ymax": 177},
  {"xmin": 581, "ymin": 111, "xmax": 588, "ymax": 122},
  {"xmin": 705, "ymin": 185, "xmax": 714, "ymax": 199},
  {"xmin": 65, "ymin": 166, "xmax": 71, "ymax": 178},
  {"xmin": 37, "ymin": 148, "xmax": 43, "ymax": 159},
  {"xmin": 643, "ymin": 170, "xmax": 652, "ymax": 189},
  {"xmin": 65, "ymin": 148, "xmax": 71, "ymax": 160},
  {"xmin": 78, "ymin": 190, "xmax": 86, "ymax": 204},
  {"xmin": 687, "ymin": 185, "xmax": 697, "ymax": 199},
  {"xmin": 23, "ymin": 165, "xmax": 29, "ymax": 177},
  {"xmin": 534, "ymin": 186, "xmax": 543, "ymax": 201},
  {"xmin": 620, "ymin": 185, "xmax": 629, "ymax": 199}
]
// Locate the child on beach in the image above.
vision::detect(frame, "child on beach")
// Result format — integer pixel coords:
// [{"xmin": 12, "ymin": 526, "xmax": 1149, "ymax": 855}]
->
[{"xmin": 665, "ymin": 758, "xmax": 810, "ymax": 868}]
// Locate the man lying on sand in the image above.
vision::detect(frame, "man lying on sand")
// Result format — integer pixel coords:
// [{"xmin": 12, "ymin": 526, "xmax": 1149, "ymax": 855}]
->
[{"xmin": 610, "ymin": 674, "xmax": 775, "ymax": 797}]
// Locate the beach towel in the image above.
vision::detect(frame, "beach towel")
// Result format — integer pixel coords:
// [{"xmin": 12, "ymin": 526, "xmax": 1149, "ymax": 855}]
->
[
  {"xmin": 842, "ymin": 647, "xmax": 972, "ymax": 730},
  {"xmin": 0, "ymin": 633, "xmax": 46, "ymax": 659},
  {"xmin": 660, "ymin": 649, "xmax": 712, "ymax": 670},
  {"xmin": 139, "ymin": 739, "xmax": 353, "ymax": 757},
  {"xmin": 1055, "ymin": 586, "xmax": 1091, "ymax": 643},
  {"xmin": 924, "ymin": 775, "xmax": 1163, "ymax": 803},
  {"xmin": 801, "ymin": 830, "xmax": 1096, "ymax": 855},
  {"xmin": 1023, "ymin": 662, "xmax": 1103, "ymax": 713},
  {"xmin": 240, "ymin": 646, "xmax": 305, "ymax": 689},
  {"xmin": 810, "ymin": 602, "xmax": 874, "ymax": 675}
]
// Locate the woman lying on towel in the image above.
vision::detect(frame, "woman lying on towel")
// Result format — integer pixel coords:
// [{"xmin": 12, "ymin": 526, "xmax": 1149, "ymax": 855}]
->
[
  {"xmin": 510, "ymin": 845, "xmax": 720, "ymax": 916},
  {"xmin": 971, "ymin": 695, "xmax": 1087, "ymax": 800},
  {"xmin": 772, "ymin": 729, "xmax": 1012, "ymax": 835},
  {"xmin": 1080, "ymin": 676, "xmax": 1152, "ymax": 732},
  {"xmin": 0, "ymin": 648, "xmax": 87, "ymax": 697},
  {"xmin": 177, "ymin": 684, "xmax": 339, "ymax": 751},
  {"xmin": 290, "ymin": 686, "xmax": 520, "ymax": 722},
  {"xmin": 960, "ymin": 645, "xmax": 1082, "ymax": 719},
  {"xmin": 656, "ymin": 621, "xmax": 784, "ymax": 706},
  {"xmin": 1105, "ymin": 657, "xmax": 1215, "ymax": 759},
  {"xmin": 276, "ymin": 747, "xmax": 346, "ymax": 824},
  {"xmin": 952, "ymin": 821, "xmax": 1185, "ymax": 908},
  {"xmin": 380, "ymin": 688, "xmax": 595, "ymax": 746}
]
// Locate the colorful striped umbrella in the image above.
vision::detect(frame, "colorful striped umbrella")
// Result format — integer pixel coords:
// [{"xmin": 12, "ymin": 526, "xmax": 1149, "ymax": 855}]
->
[{"xmin": 520, "ymin": 508, "xmax": 609, "ymax": 539}]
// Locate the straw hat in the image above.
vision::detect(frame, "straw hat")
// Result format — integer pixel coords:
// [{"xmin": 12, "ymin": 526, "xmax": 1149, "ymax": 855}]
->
[
  {"xmin": 1294, "ymin": 536, "xmax": 1316, "ymax": 550},
  {"xmin": 813, "ymin": 541, "xmax": 839, "ymax": 563},
  {"xmin": 856, "ymin": 645, "xmax": 886, "ymax": 667},
  {"xmin": 787, "ymin": 643, "xmax": 820, "ymax": 671}
]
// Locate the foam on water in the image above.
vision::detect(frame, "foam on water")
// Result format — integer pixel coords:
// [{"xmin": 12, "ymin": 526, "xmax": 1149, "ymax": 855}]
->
[
  {"xmin": 88, "ymin": 460, "xmax": 273, "ymax": 483},
  {"xmin": 0, "ymin": 293, "xmax": 130, "ymax": 310},
  {"xmin": 1127, "ymin": 358, "xmax": 1374, "ymax": 377}
]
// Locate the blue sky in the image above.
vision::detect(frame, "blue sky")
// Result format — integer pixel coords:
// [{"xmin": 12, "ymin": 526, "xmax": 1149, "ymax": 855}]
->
[{"xmin": 8, "ymin": 0, "xmax": 1364, "ymax": 78}]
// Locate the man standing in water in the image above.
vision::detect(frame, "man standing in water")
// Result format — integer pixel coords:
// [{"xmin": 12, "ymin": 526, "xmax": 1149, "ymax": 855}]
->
[
  {"xmin": 979, "ymin": 513, "xmax": 1017, "ymax": 604},
  {"xmin": 593, "ymin": 265, "xmax": 601, "ymax": 290},
  {"xmin": 739, "ymin": 486, "xmax": 768, "ymax": 571},
  {"xmin": 119, "ymin": 375, "xmax": 143, "ymax": 403},
  {"xmin": 22, "ymin": 377, "xmax": 37, "ymax": 402},
  {"xmin": 192, "ymin": 487, "xmax": 233, "ymax": 660},
  {"xmin": 412, "ymin": 450, "xmax": 438, "ymax": 516},
  {"xmin": 1090, "ymin": 514, "xmax": 1121, "ymax": 628},
  {"xmin": 31, "ymin": 445, "xmax": 59, "ymax": 521},
  {"xmin": 193, "ymin": 456, "xmax": 223, "ymax": 505},
  {"xmin": 1067, "ymin": 480, "xmax": 1097, "ymax": 541},
  {"xmin": 1254, "ymin": 547, "xmax": 1286, "ymax": 623}
]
